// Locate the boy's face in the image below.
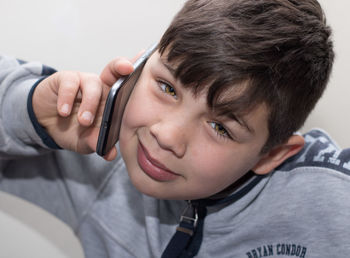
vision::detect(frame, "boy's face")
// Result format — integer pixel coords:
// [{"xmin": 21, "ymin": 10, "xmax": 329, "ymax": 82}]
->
[{"xmin": 119, "ymin": 51, "xmax": 270, "ymax": 200}]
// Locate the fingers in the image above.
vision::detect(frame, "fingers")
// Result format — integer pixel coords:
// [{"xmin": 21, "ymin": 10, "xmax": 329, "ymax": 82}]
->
[
  {"xmin": 100, "ymin": 50, "xmax": 145, "ymax": 86},
  {"xmin": 77, "ymin": 73, "xmax": 103, "ymax": 126},
  {"xmin": 56, "ymin": 72, "xmax": 81, "ymax": 117},
  {"xmin": 56, "ymin": 71, "xmax": 104, "ymax": 126},
  {"xmin": 100, "ymin": 57, "xmax": 134, "ymax": 86}
]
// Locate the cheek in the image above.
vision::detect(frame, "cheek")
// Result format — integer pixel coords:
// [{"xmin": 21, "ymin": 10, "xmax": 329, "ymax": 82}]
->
[
  {"xmin": 188, "ymin": 143, "xmax": 261, "ymax": 193},
  {"xmin": 119, "ymin": 78, "xmax": 159, "ymax": 160},
  {"xmin": 119, "ymin": 87, "xmax": 144, "ymax": 158},
  {"xmin": 120, "ymin": 83, "xmax": 154, "ymax": 135}
]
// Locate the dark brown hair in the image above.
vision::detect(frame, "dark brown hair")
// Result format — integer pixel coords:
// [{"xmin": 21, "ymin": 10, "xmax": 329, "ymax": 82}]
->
[{"xmin": 159, "ymin": 0, "xmax": 334, "ymax": 152}]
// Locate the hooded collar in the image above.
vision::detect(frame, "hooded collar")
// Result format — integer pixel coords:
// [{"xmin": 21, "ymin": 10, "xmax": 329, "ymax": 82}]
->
[{"xmin": 161, "ymin": 171, "xmax": 269, "ymax": 258}]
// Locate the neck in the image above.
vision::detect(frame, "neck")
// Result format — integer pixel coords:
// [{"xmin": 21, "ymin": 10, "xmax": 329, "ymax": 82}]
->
[{"xmin": 209, "ymin": 170, "xmax": 255, "ymax": 200}]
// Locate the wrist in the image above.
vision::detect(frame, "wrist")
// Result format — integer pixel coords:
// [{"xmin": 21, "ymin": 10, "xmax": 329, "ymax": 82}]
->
[{"xmin": 27, "ymin": 77, "xmax": 62, "ymax": 149}]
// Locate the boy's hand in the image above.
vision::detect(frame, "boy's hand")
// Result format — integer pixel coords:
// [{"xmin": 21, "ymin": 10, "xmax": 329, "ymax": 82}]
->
[
  {"xmin": 32, "ymin": 58, "xmax": 134, "ymax": 161},
  {"xmin": 33, "ymin": 71, "xmax": 114, "ymax": 159}
]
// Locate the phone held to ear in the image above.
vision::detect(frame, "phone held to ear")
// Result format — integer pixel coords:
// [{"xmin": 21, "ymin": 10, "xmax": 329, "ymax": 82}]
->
[{"xmin": 96, "ymin": 44, "xmax": 158, "ymax": 156}]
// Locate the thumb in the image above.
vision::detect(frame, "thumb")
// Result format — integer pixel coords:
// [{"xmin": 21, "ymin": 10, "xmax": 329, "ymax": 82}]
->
[
  {"xmin": 85, "ymin": 126, "xmax": 118, "ymax": 161},
  {"xmin": 103, "ymin": 147, "xmax": 118, "ymax": 161}
]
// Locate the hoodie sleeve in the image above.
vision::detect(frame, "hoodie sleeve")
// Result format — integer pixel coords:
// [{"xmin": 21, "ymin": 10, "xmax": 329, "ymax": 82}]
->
[
  {"xmin": 0, "ymin": 55, "xmax": 108, "ymax": 230},
  {"xmin": 0, "ymin": 55, "xmax": 56, "ymax": 158}
]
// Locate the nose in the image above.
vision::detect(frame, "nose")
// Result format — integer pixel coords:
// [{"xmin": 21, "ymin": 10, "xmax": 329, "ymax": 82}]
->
[{"xmin": 149, "ymin": 117, "xmax": 187, "ymax": 158}]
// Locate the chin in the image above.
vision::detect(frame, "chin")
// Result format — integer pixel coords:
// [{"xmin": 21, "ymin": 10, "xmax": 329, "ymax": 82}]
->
[
  {"xmin": 130, "ymin": 178, "xmax": 177, "ymax": 200},
  {"xmin": 131, "ymin": 179, "xmax": 210, "ymax": 201},
  {"xmin": 128, "ymin": 177, "xmax": 181, "ymax": 200}
]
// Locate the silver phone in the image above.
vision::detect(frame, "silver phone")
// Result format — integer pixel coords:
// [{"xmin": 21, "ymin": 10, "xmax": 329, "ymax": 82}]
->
[{"xmin": 96, "ymin": 44, "xmax": 157, "ymax": 156}]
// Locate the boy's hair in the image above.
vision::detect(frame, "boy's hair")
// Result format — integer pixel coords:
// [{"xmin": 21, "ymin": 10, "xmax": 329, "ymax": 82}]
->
[{"xmin": 159, "ymin": 0, "xmax": 334, "ymax": 152}]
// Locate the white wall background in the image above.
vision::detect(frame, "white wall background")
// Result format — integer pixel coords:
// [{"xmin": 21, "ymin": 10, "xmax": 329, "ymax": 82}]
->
[{"xmin": 0, "ymin": 0, "xmax": 348, "ymax": 257}]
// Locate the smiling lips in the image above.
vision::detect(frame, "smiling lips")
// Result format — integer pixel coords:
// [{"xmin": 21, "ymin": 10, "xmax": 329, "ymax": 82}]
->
[{"xmin": 137, "ymin": 142, "xmax": 179, "ymax": 182}]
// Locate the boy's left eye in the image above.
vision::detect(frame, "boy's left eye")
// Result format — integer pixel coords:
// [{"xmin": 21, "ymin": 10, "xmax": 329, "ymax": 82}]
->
[
  {"xmin": 210, "ymin": 122, "xmax": 230, "ymax": 139},
  {"xmin": 158, "ymin": 81, "xmax": 177, "ymax": 98}
]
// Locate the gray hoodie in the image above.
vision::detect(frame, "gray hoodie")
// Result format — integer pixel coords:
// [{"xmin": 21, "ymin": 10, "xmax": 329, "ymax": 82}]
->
[{"xmin": 1, "ymin": 55, "xmax": 350, "ymax": 258}]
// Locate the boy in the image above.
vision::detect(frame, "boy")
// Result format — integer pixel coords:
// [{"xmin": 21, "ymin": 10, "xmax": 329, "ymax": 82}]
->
[{"xmin": 1, "ymin": 0, "xmax": 350, "ymax": 257}]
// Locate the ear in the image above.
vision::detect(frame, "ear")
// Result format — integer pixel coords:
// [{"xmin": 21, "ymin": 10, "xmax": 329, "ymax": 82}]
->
[{"xmin": 252, "ymin": 134, "xmax": 305, "ymax": 175}]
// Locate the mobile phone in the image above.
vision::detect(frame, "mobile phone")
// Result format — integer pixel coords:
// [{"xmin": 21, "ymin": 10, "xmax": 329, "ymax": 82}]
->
[{"xmin": 96, "ymin": 44, "xmax": 158, "ymax": 156}]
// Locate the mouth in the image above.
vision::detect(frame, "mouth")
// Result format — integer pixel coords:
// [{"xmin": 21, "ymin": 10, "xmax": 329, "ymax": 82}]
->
[{"xmin": 137, "ymin": 141, "xmax": 179, "ymax": 182}]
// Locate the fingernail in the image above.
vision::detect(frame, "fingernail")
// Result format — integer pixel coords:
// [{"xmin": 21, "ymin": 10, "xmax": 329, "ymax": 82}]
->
[
  {"xmin": 60, "ymin": 104, "xmax": 70, "ymax": 115},
  {"xmin": 81, "ymin": 111, "xmax": 93, "ymax": 124}
]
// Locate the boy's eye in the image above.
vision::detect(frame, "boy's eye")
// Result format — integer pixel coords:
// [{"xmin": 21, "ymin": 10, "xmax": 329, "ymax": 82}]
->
[
  {"xmin": 210, "ymin": 122, "xmax": 230, "ymax": 138},
  {"xmin": 158, "ymin": 81, "xmax": 177, "ymax": 98}
]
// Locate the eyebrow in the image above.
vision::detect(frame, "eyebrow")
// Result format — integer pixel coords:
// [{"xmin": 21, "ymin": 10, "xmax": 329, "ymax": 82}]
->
[
  {"xmin": 160, "ymin": 58, "xmax": 177, "ymax": 78},
  {"xmin": 224, "ymin": 112, "xmax": 255, "ymax": 135}
]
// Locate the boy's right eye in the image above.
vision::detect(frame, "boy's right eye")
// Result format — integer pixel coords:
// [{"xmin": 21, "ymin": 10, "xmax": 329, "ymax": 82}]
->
[{"xmin": 158, "ymin": 81, "xmax": 177, "ymax": 98}]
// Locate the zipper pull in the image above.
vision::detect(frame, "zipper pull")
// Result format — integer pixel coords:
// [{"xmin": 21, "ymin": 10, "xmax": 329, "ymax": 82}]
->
[{"xmin": 176, "ymin": 200, "xmax": 199, "ymax": 236}]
